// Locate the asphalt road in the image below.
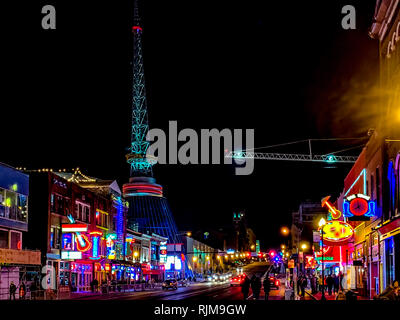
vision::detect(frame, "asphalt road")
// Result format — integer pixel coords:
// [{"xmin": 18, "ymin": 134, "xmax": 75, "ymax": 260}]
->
[{"xmin": 77, "ymin": 262, "xmax": 285, "ymax": 300}]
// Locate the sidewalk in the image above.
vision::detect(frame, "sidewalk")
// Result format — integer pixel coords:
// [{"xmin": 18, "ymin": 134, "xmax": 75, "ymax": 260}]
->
[
  {"xmin": 303, "ymin": 289, "xmax": 370, "ymax": 300},
  {"xmin": 69, "ymin": 284, "xmax": 163, "ymax": 300}
]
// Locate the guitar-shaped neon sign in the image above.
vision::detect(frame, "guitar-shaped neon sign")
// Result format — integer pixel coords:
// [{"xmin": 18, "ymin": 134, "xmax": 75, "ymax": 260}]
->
[
  {"xmin": 321, "ymin": 196, "xmax": 342, "ymax": 219},
  {"xmin": 320, "ymin": 196, "xmax": 354, "ymax": 246},
  {"xmin": 66, "ymin": 214, "xmax": 92, "ymax": 252}
]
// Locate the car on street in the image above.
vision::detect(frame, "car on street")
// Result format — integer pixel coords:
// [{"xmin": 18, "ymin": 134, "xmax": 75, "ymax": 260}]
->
[
  {"xmin": 178, "ymin": 279, "xmax": 189, "ymax": 287},
  {"xmin": 205, "ymin": 275, "xmax": 213, "ymax": 282},
  {"xmin": 162, "ymin": 279, "xmax": 178, "ymax": 290},
  {"xmin": 230, "ymin": 274, "xmax": 245, "ymax": 286},
  {"xmin": 268, "ymin": 276, "xmax": 281, "ymax": 290},
  {"xmin": 213, "ymin": 274, "xmax": 225, "ymax": 282}
]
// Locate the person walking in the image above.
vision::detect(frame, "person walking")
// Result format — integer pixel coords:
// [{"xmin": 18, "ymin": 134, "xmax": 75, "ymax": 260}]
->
[
  {"xmin": 251, "ymin": 276, "xmax": 262, "ymax": 300},
  {"xmin": 339, "ymin": 272, "xmax": 344, "ymax": 291},
  {"xmin": 326, "ymin": 274, "xmax": 334, "ymax": 296},
  {"xmin": 297, "ymin": 274, "xmax": 302, "ymax": 296},
  {"xmin": 318, "ymin": 275, "xmax": 323, "ymax": 293},
  {"xmin": 19, "ymin": 282, "xmax": 26, "ymax": 300},
  {"xmin": 241, "ymin": 276, "xmax": 251, "ymax": 300},
  {"xmin": 301, "ymin": 276, "xmax": 307, "ymax": 298},
  {"xmin": 333, "ymin": 274, "xmax": 339, "ymax": 294},
  {"xmin": 263, "ymin": 276, "xmax": 271, "ymax": 300},
  {"xmin": 9, "ymin": 282, "xmax": 17, "ymax": 300},
  {"xmin": 312, "ymin": 275, "xmax": 317, "ymax": 294}
]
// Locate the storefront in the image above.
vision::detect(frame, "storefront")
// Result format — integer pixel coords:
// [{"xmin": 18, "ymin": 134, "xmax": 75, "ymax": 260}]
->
[
  {"xmin": 377, "ymin": 217, "xmax": 400, "ymax": 289},
  {"xmin": 70, "ymin": 262, "xmax": 92, "ymax": 292}
]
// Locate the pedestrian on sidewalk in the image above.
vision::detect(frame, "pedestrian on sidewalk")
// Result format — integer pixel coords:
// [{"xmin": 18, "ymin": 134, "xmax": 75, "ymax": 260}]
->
[
  {"xmin": 333, "ymin": 274, "xmax": 339, "ymax": 294},
  {"xmin": 318, "ymin": 275, "xmax": 323, "ymax": 293},
  {"xmin": 297, "ymin": 274, "xmax": 302, "ymax": 296},
  {"xmin": 326, "ymin": 274, "xmax": 334, "ymax": 296},
  {"xmin": 263, "ymin": 276, "xmax": 271, "ymax": 300},
  {"xmin": 339, "ymin": 272, "xmax": 344, "ymax": 291},
  {"xmin": 301, "ymin": 276, "xmax": 307, "ymax": 298},
  {"xmin": 9, "ymin": 282, "xmax": 16, "ymax": 300},
  {"xmin": 19, "ymin": 282, "xmax": 26, "ymax": 300},
  {"xmin": 251, "ymin": 275, "xmax": 261, "ymax": 300},
  {"xmin": 241, "ymin": 276, "xmax": 251, "ymax": 300}
]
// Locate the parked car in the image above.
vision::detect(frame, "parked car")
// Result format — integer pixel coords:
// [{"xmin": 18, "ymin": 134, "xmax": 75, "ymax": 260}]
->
[
  {"xmin": 205, "ymin": 275, "xmax": 213, "ymax": 282},
  {"xmin": 162, "ymin": 279, "xmax": 178, "ymax": 290}
]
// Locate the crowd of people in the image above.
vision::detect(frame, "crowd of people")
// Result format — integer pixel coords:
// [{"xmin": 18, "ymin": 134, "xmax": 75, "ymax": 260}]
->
[
  {"xmin": 240, "ymin": 274, "xmax": 271, "ymax": 300},
  {"xmin": 296, "ymin": 272, "xmax": 343, "ymax": 297}
]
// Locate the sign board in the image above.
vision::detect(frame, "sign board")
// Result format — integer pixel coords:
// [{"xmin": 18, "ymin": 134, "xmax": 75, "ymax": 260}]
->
[
  {"xmin": 61, "ymin": 251, "xmax": 82, "ymax": 260},
  {"xmin": 321, "ymin": 220, "xmax": 354, "ymax": 246},
  {"xmin": 0, "ymin": 248, "xmax": 41, "ymax": 265},
  {"xmin": 313, "ymin": 231, "xmax": 321, "ymax": 243},
  {"xmin": 343, "ymin": 194, "xmax": 376, "ymax": 221},
  {"xmin": 61, "ymin": 224, "xmax": 88, "ymax": 233}
]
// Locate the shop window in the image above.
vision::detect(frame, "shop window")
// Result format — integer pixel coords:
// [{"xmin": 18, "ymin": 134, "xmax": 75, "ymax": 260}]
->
[
  {"xmin": 75, "ymin": 202, "xmax": 90, "ymax": 223},
  {"xmin": 17, "ymin": 194, "xmax": 28, "ymax": 222},
  {"xmin": 5, "ymin": 190, "xmax": 17, "ymax": 220},
  {"xmin": 0, "ymin": 188, "xmax": 5, "ymax": 218},
  {"xmin": 51, "ymin": 226, "xmax": 61, "ymax": 249},
  {"xmin": 10, "ymin": 231, "xmax": 21, "ymax": 250},
  {"xmin": 51, "ymin": 194, "xmax": 70, "ymax": 216},
  {"xmin": 385, "ymin": 238, "xmax": 395, "ymax": 287},
  {"xmin": 0, "ymin": 229, "xmax": 8, "ymax": 248}
]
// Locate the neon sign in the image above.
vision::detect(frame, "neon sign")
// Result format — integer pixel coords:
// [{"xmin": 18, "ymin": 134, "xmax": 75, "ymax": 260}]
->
[
  {"xmin": 61, "ymin": 224, "xmax": 88, "ymax": 233},
  {"xmin": 320, "ymin": 196, "xmax": 354, "ymax": 246},
  {"xmin": 321, "ymin": 220, "xmax": 354, "ymax": 246},
  {"xmin": 61, "ymin": 251, "xmax": 82, "ymax": 260},
  {"xmin": 106, "ymin": 234, "xmax": 117, "ymax": 259},
  {"xmin": 343, "ymin": 194, "xmax": 375, "ymax": 220},
  {"xmin": 321, "ymin": 196, "xmax": 341, "ymax": 219}
]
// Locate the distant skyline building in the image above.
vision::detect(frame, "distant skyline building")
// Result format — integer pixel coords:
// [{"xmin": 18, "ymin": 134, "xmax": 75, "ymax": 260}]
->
[{"xmin": 123, "ymin": 0, "xmax": 180, "ymax": 243}]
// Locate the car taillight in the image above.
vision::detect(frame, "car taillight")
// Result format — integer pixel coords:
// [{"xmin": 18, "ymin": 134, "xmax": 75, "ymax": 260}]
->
[
  {"xmin": 275, "ymin": 280, "xmax": 280, "ymax": 286},
  {"xmin": 270, "ymin": 277, "xmax": 274, "ymax": 280}
]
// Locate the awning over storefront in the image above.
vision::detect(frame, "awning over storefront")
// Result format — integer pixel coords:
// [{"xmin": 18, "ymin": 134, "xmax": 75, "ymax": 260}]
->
[{"xmin": 377, "ymin": 218, "xmax": 400, "ymax": 240}]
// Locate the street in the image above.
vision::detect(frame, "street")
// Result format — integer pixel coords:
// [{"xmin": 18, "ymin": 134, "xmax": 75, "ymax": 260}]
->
[{"xmin": 75, "ymin": 262, "xmax": 285, "ymax": 300}]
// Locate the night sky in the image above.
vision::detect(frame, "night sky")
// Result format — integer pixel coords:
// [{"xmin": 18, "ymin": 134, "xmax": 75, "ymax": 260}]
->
[{"xmin": 2, "ymin": 0, "xmax": 380, "ymax": 250}]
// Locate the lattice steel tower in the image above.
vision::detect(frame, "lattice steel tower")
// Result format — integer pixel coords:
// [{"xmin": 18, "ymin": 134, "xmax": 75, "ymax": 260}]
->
[{"xmin": 123, "ymin": 0, "xmax": 180, "ymax": 244}]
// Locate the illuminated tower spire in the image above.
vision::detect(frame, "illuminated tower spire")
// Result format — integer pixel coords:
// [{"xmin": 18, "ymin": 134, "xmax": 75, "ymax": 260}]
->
[
  {"xmin": 126, "ymin": 0, "xmax": 156, "ymax": 177},
  {"xmin": 123, "ymin": 0, "xmax": 180, "ymax": 244}
]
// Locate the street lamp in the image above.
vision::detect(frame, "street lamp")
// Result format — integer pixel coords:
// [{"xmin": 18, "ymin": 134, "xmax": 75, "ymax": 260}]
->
[
  {"xmin": 280, "ymin": 226, "xmax": 289, "ymax": 236},
  {"xmin": 281, "ymin": 244, "xmax": 286, "ymax": 250},
  {"xmin": 192, "ymin": 256, "xmax": 198, "ymax": 262},
  {"xmin": 318, "ymin": 217, "xmax": 327, "ymax": 301}
]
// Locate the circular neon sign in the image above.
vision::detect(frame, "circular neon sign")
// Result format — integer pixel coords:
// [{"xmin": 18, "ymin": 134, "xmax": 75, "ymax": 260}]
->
[
  {"xmin": 322, "ymin": 220, "xmax": 354, "ymax": 246},
  {"xmin": 349, "ymin": 197, "xmax": 369, "ymax": 216}
]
